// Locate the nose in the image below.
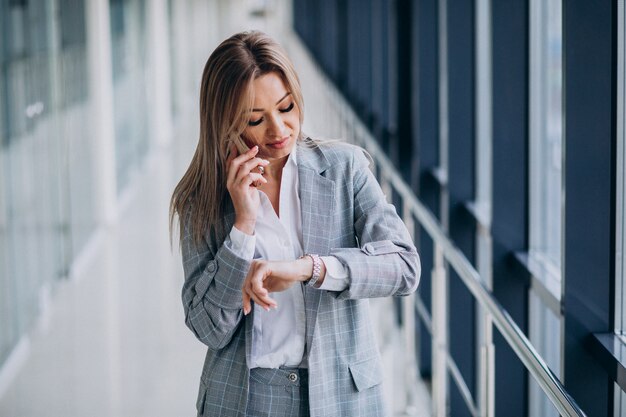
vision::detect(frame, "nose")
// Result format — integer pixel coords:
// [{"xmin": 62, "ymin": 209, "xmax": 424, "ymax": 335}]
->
[{"xmin": 266, "ymin": 113, "xmax": 287, "ymax": 138}]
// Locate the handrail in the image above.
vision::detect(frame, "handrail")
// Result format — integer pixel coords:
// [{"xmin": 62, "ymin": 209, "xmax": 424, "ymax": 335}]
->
[{"xmin": 353, "ymin": 125, "xmax": 587, "ymax": 417}]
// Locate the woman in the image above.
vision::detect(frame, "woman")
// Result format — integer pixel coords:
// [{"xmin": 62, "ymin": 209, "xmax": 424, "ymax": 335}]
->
[{"xmin": 170, "ymin": 30, "xmax": 420, "ymax": 417}]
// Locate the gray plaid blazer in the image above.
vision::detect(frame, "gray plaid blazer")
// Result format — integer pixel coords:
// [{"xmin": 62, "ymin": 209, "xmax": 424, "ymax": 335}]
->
[{"xmin": 181, "ymin": 139, "xmax": 421, "ymax": 416}]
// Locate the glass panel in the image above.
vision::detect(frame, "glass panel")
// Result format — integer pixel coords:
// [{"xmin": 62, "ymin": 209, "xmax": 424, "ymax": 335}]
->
[
  {"xmin": 110, "ymin": 0, "xmax": 150, "ymax": 194},
  {"xmin": 0, "ymin": 0, "xmax": 93, "ymax": 370},
  {"xmin": 58, "ymin": 0, "xmax": 95, "ymax": 256},
  {"xmin": 528, "ymin": 292, "xmax": 561, "ymax": 417},
  {"xmin": 528, "ymin": 1, "xmax": 563, "ymax": 415},
  {"xmin": 529, "ymin": 0, "xmax": 563, "ymax": 282},
  {"xmin": 59, "ymin": 0, "xmax": 88, "ymax": 108},
  {"xmin": 0, "ymin": 0, "xmax": 66, "ymax": 366}
]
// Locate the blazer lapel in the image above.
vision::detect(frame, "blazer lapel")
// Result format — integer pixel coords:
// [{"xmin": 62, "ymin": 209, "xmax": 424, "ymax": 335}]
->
[{"xmin": 297, "ymin": 141, "xmax": 336, "ymax": 356}]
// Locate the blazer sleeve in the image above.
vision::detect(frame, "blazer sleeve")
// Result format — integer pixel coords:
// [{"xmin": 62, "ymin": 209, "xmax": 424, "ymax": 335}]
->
[
  {"xmin": 329, "ymin": 149, "xmax": 421, "ymax": 299},
  {"xmin": 180, "ymin": 211, "xmax": 250, "ymax": 350}
]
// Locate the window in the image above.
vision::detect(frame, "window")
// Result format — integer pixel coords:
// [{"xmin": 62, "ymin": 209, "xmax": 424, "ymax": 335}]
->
[
  {"xmin": 529, "ymin": 0, "xmax": 563, "ymax": 285},
  {"xmin": 528, "ymin": 0, "xmax": 563, "ymax": 416},
  {"xmin": 110, "ymin": 0, "xmax": 150, "ymax": 193}
]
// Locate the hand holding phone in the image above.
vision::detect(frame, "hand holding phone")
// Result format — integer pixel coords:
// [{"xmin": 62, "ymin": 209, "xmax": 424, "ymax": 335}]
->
[{"xmin": 225, "ymin": 143, "xmax": 269, "ymax": 235}]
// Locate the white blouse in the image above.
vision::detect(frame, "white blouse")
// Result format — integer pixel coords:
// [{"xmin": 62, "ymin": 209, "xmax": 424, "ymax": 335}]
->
[{"xmin": 225, "ymin": 150, "xmax": 348, "ymax": 369}]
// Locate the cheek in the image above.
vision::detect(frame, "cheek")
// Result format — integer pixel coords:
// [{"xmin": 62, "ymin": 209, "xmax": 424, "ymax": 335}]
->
[{"xmin": 287, "ymin": 112, "xmax": 301, "ymax": 131}]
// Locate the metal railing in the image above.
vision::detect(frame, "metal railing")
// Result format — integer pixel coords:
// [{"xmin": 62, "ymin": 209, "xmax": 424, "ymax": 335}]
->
[
  {"xmin": 350, "ymin": 104, "xmax": 585, "ymax": 417},
  {"xmin": 293, "ymin": 37, "xmax": 587, "ymax": 415}
]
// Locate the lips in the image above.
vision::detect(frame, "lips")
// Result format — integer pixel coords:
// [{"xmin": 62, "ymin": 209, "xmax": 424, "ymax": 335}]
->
[{"xmin": 267, "ymin": 136, "xmax": 290, "ymax": 149}]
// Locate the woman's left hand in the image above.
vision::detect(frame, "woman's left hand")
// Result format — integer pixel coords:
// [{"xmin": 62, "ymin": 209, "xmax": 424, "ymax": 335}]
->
[{"xmin": 242, "ymin": 258, "xmax": 313, "ymax": 314}]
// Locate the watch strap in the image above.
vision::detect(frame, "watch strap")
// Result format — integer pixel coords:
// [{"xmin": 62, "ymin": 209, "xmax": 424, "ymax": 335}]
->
[{"xmin": 302, "ymin": 254, "xmax": 322, "ymax": 288}]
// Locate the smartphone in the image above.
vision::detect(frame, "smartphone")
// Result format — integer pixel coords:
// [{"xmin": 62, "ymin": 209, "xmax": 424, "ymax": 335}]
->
[{"xmin": 226, "ymin": 135, "xmax": 251, "ymax": 158}]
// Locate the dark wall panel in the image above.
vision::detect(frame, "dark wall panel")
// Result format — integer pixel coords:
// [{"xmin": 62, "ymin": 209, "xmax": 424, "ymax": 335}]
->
[
  {"xmin": 447, "ymin": 0, "xmax": 477, "ymax": 415},
  {"xmin": 562, "ymin": 1, "xmax": 615, "ymax": 416},
  {"xmin": 491, "ymin": 0, "xmax": 530, "ymax": 415},
  {"xmin": 414, "ymin": 0, "xmax": 440, "ymax": 378}
]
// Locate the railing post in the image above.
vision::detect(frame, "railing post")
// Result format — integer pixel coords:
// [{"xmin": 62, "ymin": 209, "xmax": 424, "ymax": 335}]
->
[
  {"xmin": 432, "ymin": 244, "xmax": 448, "ymax": 417},
  {"xmin": 479, "ymin": 312, "xmax": 495, "ymax": 417},
  {"xmin": 476, "ymin": 227, "xmax": 494, "ymax": 417}
]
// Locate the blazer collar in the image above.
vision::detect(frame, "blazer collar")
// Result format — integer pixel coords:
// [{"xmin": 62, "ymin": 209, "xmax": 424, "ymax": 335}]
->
[{"xmin": 295, "ymin": 138, "xmax": 331, "ymax": 174}]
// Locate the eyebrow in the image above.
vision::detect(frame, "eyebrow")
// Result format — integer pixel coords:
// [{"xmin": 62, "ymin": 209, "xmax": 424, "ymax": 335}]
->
[{"xmin": 251, "ymin": 92, "xmax": 291, "ymax": 112}]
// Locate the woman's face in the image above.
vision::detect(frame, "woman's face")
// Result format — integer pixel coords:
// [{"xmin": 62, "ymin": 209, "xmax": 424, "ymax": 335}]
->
[{"xmin": 242, "ymin": 72, "xmax": 300, "ymax": 161}]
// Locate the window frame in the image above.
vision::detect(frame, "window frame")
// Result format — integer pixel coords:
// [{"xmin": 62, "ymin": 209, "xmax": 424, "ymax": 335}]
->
[{"xmin": 615, "ymin": 0, "xmax": 626, "ymax": 341}]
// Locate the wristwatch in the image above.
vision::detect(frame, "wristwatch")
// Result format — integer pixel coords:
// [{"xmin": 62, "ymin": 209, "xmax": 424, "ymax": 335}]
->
[{"xmin": 301, "ymin": 254, "xmax": 322, "ymax": 288}]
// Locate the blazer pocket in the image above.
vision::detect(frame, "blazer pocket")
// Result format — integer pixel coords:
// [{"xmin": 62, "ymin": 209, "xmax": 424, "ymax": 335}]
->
[
  {"xmin": 349, "ymin": 357, "xmax": 383, "ymax": 392},
  {"xmin": 361, "ymin": 240, "xmax": 403, "ymax": 256}
]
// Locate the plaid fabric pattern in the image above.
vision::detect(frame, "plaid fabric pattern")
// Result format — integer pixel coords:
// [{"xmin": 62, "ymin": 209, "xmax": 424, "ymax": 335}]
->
[
  {"xmin": 246, "ymin": 368, "xmax": 310, "ymax": 417},
  {"xmin": 181, "ymin": 139, "xmax": 421, "ymax": 417}
]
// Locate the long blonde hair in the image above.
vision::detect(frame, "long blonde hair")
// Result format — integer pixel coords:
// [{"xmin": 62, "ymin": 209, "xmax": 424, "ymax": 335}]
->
[{"xmin": 170, "ymin": 31, "xmax": 305, "ymax": 247}]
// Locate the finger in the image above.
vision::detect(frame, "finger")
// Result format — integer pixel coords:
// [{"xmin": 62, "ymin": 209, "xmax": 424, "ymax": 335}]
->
[
  {"xmin": 247, "ymin": 287, "xmax": 273, "ymax": 311},
  {"xmin": 234, "ymin": 158, "xmax": 269, "ymax": 184},
  {"xmin": 239, "ymin": 172, "xmax": 267, "ymax": 187},
  {"xmin": 232, "ymin": 145, "xmax": 259, "ymax": 166},
  {"xmin": 245, "ymin": 262, "xmax": 276, "ymax": 309},
  {"xmin": 242, "ymin": 289, "xmax": 251, "ymax": 315},
  {"xmin": 251, "ymin": 279, "xmax": 277, "ymax": 308},
  {"xmin": 242, "ymin": 281, "xmax": 261, "ymax": 312},
  {"xmin": 243, "ymin": 276, "xmax": 270, "ymax": 310},
  {"xmin": 239, "ymin": 157, "xmax": 269, "ymax": 177},
  {"xmin": 227, "ymin": 145, "xmax": 258, "ymax": 187},
  {"xmin": 245, "ymin": 270, "xmax": 275, "ymax": 310}
]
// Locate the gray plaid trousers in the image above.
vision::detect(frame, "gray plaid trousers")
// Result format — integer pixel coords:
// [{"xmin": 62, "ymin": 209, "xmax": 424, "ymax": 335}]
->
[{"xmin": 246, "ymin": 367, "xmax": 309, "ymax": 417}]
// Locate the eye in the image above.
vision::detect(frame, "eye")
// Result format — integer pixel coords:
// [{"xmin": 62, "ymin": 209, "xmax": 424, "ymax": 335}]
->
[
  {"xmin": 279, "ymin": 102, "xmax": 295, "ymax": 113},
  {"xmin": 248, "ymin": 118, "xmax": 263, "ymax": 127}
]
